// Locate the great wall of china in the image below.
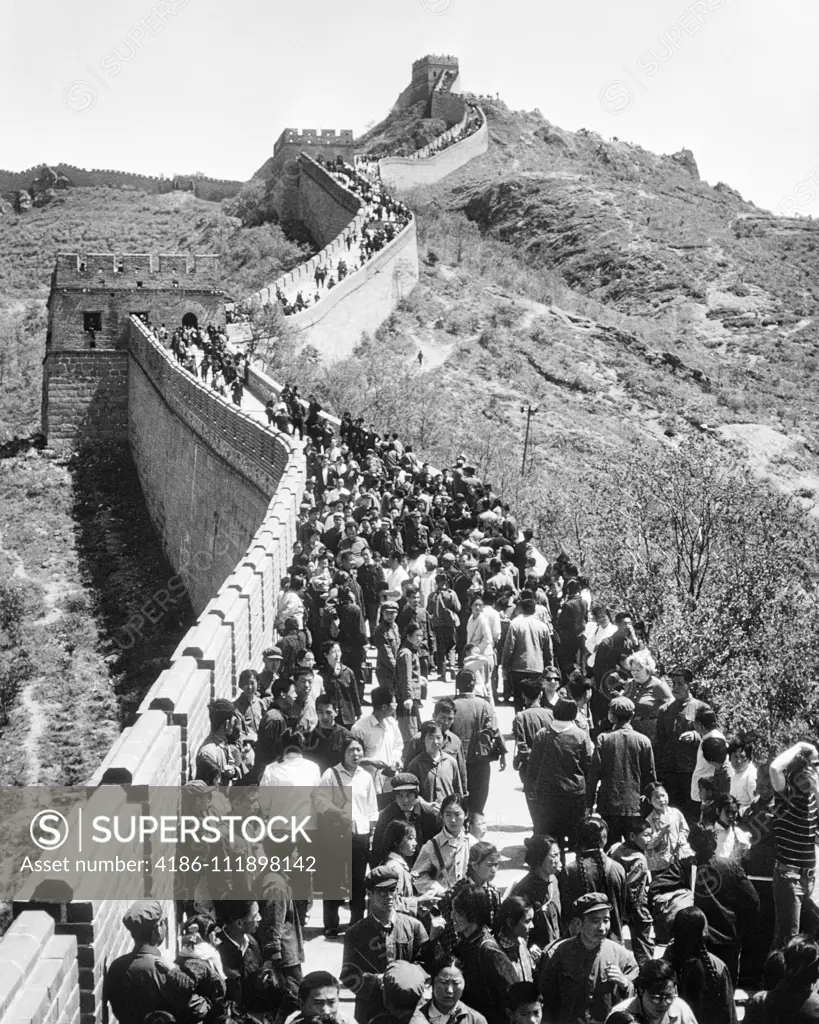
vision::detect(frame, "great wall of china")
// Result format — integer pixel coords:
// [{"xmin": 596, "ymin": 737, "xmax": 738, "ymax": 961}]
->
[{"xmin": 0, "ymin": 59, "xmax": 487, "ymax": 1024}]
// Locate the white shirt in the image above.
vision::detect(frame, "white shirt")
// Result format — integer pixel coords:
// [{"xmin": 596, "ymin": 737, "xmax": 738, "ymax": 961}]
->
[
  {"xmin": 730, "ymin": 762, "xmax": 758, "ymax": 809},
  {"xmin": 260, "ymin": 753, "xmax": 321, "ymax": 788},
  {"xmin": 690, "ymin": 728, "xmax": 734, "ymax": 801},
  {"xmin": 483, "ymin": 605, "xmax": 502, "ymax": 644},
  {"xmin": 387, "ymin": 566, "xmax": 410, "ymax": 593},
  {"xmin": 316, "ymin": 764, "xmax": 378, "ymax": 835},
  {"xmin": 584, "ymin": 621, "xmax": 617, "ymax": 664},
  {"xmin": 351, "ymin": 713, "xmax": 404, "ymax": 794}
]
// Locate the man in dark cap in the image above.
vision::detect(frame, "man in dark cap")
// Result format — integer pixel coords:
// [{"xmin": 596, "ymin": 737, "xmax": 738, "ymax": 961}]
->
[
  {"xmin": 428, "ymin": 571, "xmax": 461, "ymax": 682},
  {"xmin": 538, "ymin": 892, "xmax": 637, "ymax": 1024},
  {"xmin": 259, "ymin": 645, "xmax": 283, "ymax": 701},
  {"xmin": 370, "ymin": 772, "xmax": 441, "ymax": 867},
  {"xmin": 654, "ymin": 666, "xmax": 711, "ymax": 816},
  {"xmin": 196, "ymin": 699, "xmax": 244, "ymax": 785},
  {"xmin": 341, "ymin": 866, "xmax": 429, "ymax": 1024},
  {"xmin": 373, "ymin": 601, "xmax": 401, "ymax": 688},
  {"xmin": 103, "ymin": 901, "xmax": 209, "ymax": 1024},
  {"xmin": 587, "ymin": 695, "xmax": 656, "ymax": 845},
  {"xmin": 370, "ymin": 962, "xmax": 428, "ymax": 1024}
]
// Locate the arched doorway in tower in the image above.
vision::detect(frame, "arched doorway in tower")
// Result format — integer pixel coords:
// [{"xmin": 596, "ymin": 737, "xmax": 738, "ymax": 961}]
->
[{"xmin": 182, "ymin": 312, "xmax": 198, "ymax": 329}]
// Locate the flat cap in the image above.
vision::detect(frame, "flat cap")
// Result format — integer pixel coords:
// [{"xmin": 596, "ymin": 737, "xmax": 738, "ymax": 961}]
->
[
  {"xmin": 366, "ymin": 864, "xmax": 400, "ymax": 890},
  {"xmin": 123, "ymin": 900, "xmax": 164, "ymax": 931},
  {"xmin": 572, "ymin": 892, "xmax": 611, "ymax": 917},
  {"xmin": 382, "ymin": 601, "xmax": 399, "ymax": 612},
  {"xmin": 391, "ymin": 772, "xmax": 420, "ymax": 792},
  {"xmin": 263, "ymin": 646, "xmax": 282, "ymax": 659},
  {"xmin": 383, "ymin": 962, "xmax": 427, "ymax": 1008}
]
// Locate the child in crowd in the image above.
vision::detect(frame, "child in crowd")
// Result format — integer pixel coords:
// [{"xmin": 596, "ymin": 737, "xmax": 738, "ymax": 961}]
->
[
  {"xmin": 712, "ymin": 793, "xmax": 752, "ymax": 865},
  {"xmin": 609, "ymin": 816, "xmax": 654, "ymax": 966},
  {"xmin": 644, "ymin": 782, "xmax": 693, "ymax": 872},
  {"xmin": 728, "ymin": 733, "xmax": 758, "ymax": 809}
]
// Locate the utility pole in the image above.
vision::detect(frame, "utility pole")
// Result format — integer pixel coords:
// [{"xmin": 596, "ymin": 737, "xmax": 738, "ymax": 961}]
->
[{"xmin": 520, "ymin": 403, "xmax": 539, "ymax": 475}]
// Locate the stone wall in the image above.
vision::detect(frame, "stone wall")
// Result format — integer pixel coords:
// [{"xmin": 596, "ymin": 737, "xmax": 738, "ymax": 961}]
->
[
  {"xmin": 278, "ymin": 216, "xmax": 419, "ymax": 360},
  {"xmin": 246, "ymin": 154, "xmax": 419, "ymax": 360},
  {"xmin": 0, "ymin": 911, "xmax": 80, "ymax": 1024},
  {"xmin": 127, "ymin": 318, "xmax": 295, "ymax": 614},
  {"xmin": 47, "ymin": 286, "xmax": 224, "ymax": 352},
  {"xmin": 379, "ymin": 105, "xmax": 488, "ymax": 191},
  {"xmin": 7, "ymin": 320, "xmax": 306, "ymax": 1022},
  {"xmin": 297, "ymin": 157, "xmax": 362, "ymax": 248},
  {"xmin": 41, "ymin": 351, "xmax": 129, "ymax": 443},
  {"xmin": 0, "ymin": 164, "xmax": 243, "ymax": 201}
]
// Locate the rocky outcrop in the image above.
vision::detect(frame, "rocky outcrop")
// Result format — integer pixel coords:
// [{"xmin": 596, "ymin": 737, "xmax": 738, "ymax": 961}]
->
[{"xmin": 670, "ymin": 148, "xmax": 699, "ymax": 180}]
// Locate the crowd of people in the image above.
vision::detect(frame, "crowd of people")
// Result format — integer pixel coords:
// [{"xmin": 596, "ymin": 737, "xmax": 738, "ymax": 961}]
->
[
  {"xmin": 141, "ymin": 315, "xmax": 250, "ymax": 407},
  {"xmin": 104, "ymin": 371, "xmax": 819, "ymax": 1024},
  {"xmin": 269, "ymin": 157, "xmax": 412, "ymax": 317}
]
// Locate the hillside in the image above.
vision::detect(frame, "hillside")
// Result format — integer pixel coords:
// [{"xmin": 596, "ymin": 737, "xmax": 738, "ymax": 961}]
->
[
  {"xmin": 332, "ymin": 99, "xmax": 819, "ymax": 515},
  {"xmin": 0, "ymin": 186, "xmax": 310, "ymax": 439}
]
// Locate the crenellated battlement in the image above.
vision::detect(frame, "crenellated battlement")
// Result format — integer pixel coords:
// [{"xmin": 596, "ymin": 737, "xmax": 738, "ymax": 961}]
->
[
  {"xmin": 273, "ymin": 128, "xmax": 355, "ymax": 155},
  {"xmin": 54, "ymin": 252, "xmax": 220, "ymax": 287},
  {"xmin": 412, "ymin": 53, "xmax": 458, "ymax": 71}
]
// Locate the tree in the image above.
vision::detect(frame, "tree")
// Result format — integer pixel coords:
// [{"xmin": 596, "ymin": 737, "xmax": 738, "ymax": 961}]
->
[{"xmin": 248, "ymin": 304, "xmax": 297, "ymax": 376}]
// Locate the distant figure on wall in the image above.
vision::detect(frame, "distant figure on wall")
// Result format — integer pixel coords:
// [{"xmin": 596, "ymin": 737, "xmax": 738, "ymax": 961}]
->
[{"xmin": 417, "ymin": 351, "xmax": 424, "ymax": 367}]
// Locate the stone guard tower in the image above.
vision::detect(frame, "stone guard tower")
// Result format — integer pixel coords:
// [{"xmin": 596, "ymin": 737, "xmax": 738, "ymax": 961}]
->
[{"xmin": 42, "ymin": 253, "xmax": 225, "ymax": 444}]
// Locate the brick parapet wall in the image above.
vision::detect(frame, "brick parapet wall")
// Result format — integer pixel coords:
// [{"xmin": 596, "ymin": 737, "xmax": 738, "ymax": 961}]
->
[
  {"xmin": 7, "ymin": 320, "xmax": 305, "ymax": 1021},
  {"xmin": 379, "ymin": 105, "xmax": 488, "ymax": 191},
  {"xmin": 0, "ymin": 164, "xmax": 243, "ymax": 201},
  {"xmin": 42, "ymin": 351, "xmax": 129, "ymax": 443},
  {"xmin": 0, "ymin": 912, "xmax": 80, "ymax": 1024},
  {"xmin": 246, "ymin": 154, "xmax": 418, "ymax": 358}
]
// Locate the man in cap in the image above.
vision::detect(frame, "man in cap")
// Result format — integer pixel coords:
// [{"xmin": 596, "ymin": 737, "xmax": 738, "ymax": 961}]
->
[
  {"xmin": 538, "ymin": 893, "xmax": 637, "ymax": 1024},
  {"xmin": 587, "ymin": 695, "xmax": 656, "ymax": 845},
  {"xmin": 428, "ymin": 571, "xmax": 461, "ymax": 682},
  {"xmin": 370, "ymin": 771, "xmax": 441, "ymax": 867},
  {"xmin": 341, "ymin": 866, "xmax": 429, "ymax": 1024},
  {"xmin": 104, "ymin": 901, "xmax": 208, "ymax": 1024},
  {"xmin": 196, "ymin": 698, "xmax": 244, "ymax": 785},
  {"xmin": 373, "ymin": 601, "xmax": 401, "ymax": 688},
  {"xmin": 259, "ymin": 645, "xmax": 283, "ymax": 700},
  {"xmin": 370, "ymin": 962, "xmax": 428, "ymax": 1024},
  {"xmin": 654, "ymin": 667, "xmax": 711, "ymax": 816}
]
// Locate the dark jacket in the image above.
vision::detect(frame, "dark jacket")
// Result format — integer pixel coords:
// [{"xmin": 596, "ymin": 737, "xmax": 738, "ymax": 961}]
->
[
  {"xmin": 404, "ymin": 730, "xmax": 467, "ymax": 792},
  {"xmin": 257, "ymin": 872, "xmax": 304, "ymax": 968},
  {"xmin": 587, "ymin": 724, "xmax": 656, "ymax": 815},
  {"xmin": 341, "ymin": 913, "xmax": 429, "ymax": 1023},
  {"xmin": 218, "ymin": 931, "xmax": 281, "ymax": 1013},
  {"xmin": 302, "ymin": 723, "xmax": 352, "ymax": 774},
  {"xmin": 371, "ymin": 797, "xmax": 441, "ymax": 867},
  {"xmin": 451, "ymin": 693, "xmax": 497, "ymax": 763},
  {"xmin": 453, "ymin": 927, "xmax": 518, "ymax": 1024},
  {"xmin": 527, "ymin": 722, "xmax": 593, "ymax": 800},
  {"xmin": 396, "ymin": 643, "xmax": 423, "ymax": 710},
  {"xmin": 320, "ymin": 664, "xmax": 361, "ymax": 728},
  {"xmin": 103, "ymin": 944, "xmax": 205, "ymax": 1024}
]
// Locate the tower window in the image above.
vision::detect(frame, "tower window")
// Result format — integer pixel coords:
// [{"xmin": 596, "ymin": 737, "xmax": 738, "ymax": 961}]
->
[{"xmin": 83, "ymin": 312, "xmax": 102, "ymax": 332}]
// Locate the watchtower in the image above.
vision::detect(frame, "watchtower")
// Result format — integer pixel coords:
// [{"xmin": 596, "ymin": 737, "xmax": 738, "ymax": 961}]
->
[
  {"xmin": 394, "ymin": 54, "xmax": 461, "ymax": 113},
  {"xmin": 42, "ymin": 253, "xmax": 225, "ymax": 443}
]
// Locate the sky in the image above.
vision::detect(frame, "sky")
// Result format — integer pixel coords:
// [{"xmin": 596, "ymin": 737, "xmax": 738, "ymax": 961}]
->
[{"xmin": 3, "ymin": 0, "xmax": 819, "ymax": 216}]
